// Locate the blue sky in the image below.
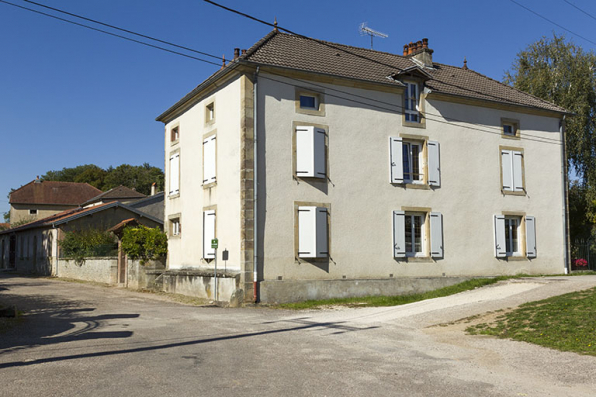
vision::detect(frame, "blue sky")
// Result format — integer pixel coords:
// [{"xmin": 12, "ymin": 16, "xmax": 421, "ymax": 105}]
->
[{"xmin": 1, "ymin": 0, "xmax": 595, "ymax": 217}]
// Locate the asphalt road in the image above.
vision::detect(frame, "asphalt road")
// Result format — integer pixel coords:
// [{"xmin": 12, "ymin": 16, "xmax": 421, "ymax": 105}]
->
[{"xmin": 1, "ymin": 274, "xmax": 595, "ymax": 397}]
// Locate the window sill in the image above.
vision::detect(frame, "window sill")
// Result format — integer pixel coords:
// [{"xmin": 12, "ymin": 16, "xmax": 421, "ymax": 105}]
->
[
  {"xmin": 396, "ymin": 256, "xmax": 435, "ymax": 263},
  {"xmin": 169, "ymin": 235, "xmax": 181, "ymax": 239},
  {"xmin": 501, "ymin": 134, "xmax": 521, "ymax": 140},
  {"xmin": 170, "ymin": 140, "xmax": 179, "ymax": 147},
  {"xmin": 403, "ymin": 120, "xmax": 426, "ymax": 129},
  {"xmin": 404, "ymin": 183, "xmax": 430, "ymax": 190},
  {"xmin": 168, "ymin": 193, "xmax": 180, "ymax": 199},
  {"xmin": 504, "ymin": 256, "xmax": 528, "ymax": 261},
  {"xmin": 502, "ymin": 190, "xmax": 526, "ymax": 196},
  {"xmin": 203, "ymin": 182, "xmax": 217, "ymax": 189}
]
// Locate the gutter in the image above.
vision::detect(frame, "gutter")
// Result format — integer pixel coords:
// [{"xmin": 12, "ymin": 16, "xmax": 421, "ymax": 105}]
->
[
  {"xmin": 253, "ymin": 66, "xmax": 259, "ymax": 302},
  {"xmin": 560, "ymin": 116, "xmax": 571, "ymax": 274}
]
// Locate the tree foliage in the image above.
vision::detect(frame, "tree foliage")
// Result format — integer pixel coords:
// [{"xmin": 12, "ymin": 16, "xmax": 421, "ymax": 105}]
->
[
  {"xmin": 121, "ymin": 226, "xmax": 167, "ymax": 263},
  {"xmin": 505, "ymin": 34, "xmax": 596, "ymax": 240},
  {"xmin": 58, "ymin": 229, "xmax": 118, "ymax": 263},
  {"xmin": 40, "ymin": 163, "xmax": 164, "ymax": 195}
]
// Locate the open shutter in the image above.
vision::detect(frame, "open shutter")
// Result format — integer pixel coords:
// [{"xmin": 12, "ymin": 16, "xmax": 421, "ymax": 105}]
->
[
  {"xmin": 389, "ymin": 137, "xmax": 403, "ymax": 183},
  {"xmin": 296, "ymin": 126, "xmax": 326, "ymax": 179},
  {"xmin": 501, "ymin": 150, "xmax": 512, "ymax": 191},
  {"xmin": 513, "ymin": 151, "xmax": 524, "ymax": 192},
  {"xmin": 494, "ymin": 215, "xmax": 506, "ymax": 258},
  {"xmin": 430, "ymin": 212, "xmax": 443, "ymax": 258},
  {"xmin": 203, "ymin": 210, "xmax": 216, "ymax": 259},
  {"xmin": 316, "ymin": 208, "xmax": 329, "ymax": 257},
  {"xmin": 526, "ymin": 216, "xmax": 537, "ymax": 258},
  {"xmin": 427, "ymin": 141, "xmax": 440, "ymax": 187},
  {"xmin": 203, "ymin": 135, "xmax": 216, "ymax": 184},
  {"xmin": 169, "ymin": 153, "xmax": 180, "ymax": 195},
  {"xmin": 393, "ymin": 211, "xmax": 406, "ymax": 258}
]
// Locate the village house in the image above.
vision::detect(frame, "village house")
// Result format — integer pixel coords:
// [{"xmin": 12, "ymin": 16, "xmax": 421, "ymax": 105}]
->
[{"xmin": 156, "ymin": 30, "xmax": 569, "ymax": 303}]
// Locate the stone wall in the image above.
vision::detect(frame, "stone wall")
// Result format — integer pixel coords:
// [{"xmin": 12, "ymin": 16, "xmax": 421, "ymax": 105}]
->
[
  {"xmin": 57, "ymin": 257, "xmax": 117, "ymax": 284},
  {"xmin": 127, "ymin": 258, "xmax": 165, "ymax": 291},
  {"xmin": 162, "ymin": 269, "xmax": 241, "ymax": 303}
]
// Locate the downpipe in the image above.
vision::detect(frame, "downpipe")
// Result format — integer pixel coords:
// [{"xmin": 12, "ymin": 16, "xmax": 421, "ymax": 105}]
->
[{"xmin": 253, "ymin": 66, "xmax": 259, "ymax": 302}]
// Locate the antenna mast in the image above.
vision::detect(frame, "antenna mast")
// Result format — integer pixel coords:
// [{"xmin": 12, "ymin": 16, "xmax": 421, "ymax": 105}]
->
[{"xmin": 359, "ymin": 22, "xmax": 388, "ymax": 49}]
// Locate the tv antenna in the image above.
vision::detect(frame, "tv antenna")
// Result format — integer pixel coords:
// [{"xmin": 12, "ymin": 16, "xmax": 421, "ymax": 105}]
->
[{"xmin": 359, "ymin": 22, "xmax": 388, "ymax": 49}]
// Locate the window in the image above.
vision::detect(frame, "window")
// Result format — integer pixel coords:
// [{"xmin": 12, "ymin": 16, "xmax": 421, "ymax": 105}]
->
[
  {"xmin": 295, "ymin": 126, "xmax": 326, "ymax": 179},
  {"xmin": 298, "ymin": 206, "xmax": 328, "ymax": 258},
  {"xmin": 203, "ymin": 134, "xmax": 216, "ymax": 185},
  {"xmin": 203, "ymin": 210, "xmax": 216, "ymax": 259},
  {"xmin": 295, "ymin": 89, "xmax": 325, "ymax": 116},
  {"xmin": 205, "ymin": 102, "xmax": 215, "ymax": 124},
  {"xmin": 169, "ymin": 152, "xmax": 180, "ymax": 196},
  {"xmin": 299, "ymin": 94, "xmax": 318, "ymax": 110},
  {"xmin": 404, "ymin": 82, "xmax": 420, "ymax": 123},
  {"xmin": 501, "ymin": 118, "xmax": 520, "ymax": 138},
  {"xmin": 390, "ymin": 137, "xmax": 440, "ymax": 186},
  {"xmin": 393, "ymin": 211, "xmax": 443, "ymax": 258},
  {"xmin": 501, "ymin": 148, "xmax": 524, "ymax": 193},
  {"xmin": 170, "ymin": 217, "xmax": 181, "ymax": 237},
  {"xmin": 29, "ymin": 209, "xmax": 38, "ymax": 215},
  {"xmin": 494, "ymin": 215, "xmax": 536, "ymax": 258},
  {"xmin": 170, "ymin": 126, "xmax": 179, "ymax": 143}
]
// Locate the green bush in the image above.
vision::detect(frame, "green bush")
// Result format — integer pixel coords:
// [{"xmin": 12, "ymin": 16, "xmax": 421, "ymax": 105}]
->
[
  {"xmin": 59, "ymin": 229, "xmax": 118, "ymax": 263},
  {"xmin": 121, "ymin": 226, "xmax": 167, "ymax": 263}
]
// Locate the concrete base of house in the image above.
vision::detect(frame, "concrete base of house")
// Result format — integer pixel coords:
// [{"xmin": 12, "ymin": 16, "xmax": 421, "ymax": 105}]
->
[
  {"xmin": 162, "ymin": 269, "xmax": 241, "ymax": 304},
  {"xmin": 258, "ymin": 276, "xmax": 472, "ymax": 303},
  {"xmin": 127, "ymin": 259, "xmax": 166, "ymax": 291}
]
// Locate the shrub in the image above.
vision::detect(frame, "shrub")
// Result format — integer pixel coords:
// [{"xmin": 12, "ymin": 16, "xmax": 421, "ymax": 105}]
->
[
  {"xmin": 59, "ymin": 229, "xmax": 118, "ymax": 263},
  {"xmin": 121, "ymin": 226, "xmax": 167, "ymax": 263}
]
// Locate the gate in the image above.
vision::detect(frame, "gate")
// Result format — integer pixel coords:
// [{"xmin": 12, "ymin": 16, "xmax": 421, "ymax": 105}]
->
[{"xmin": 571, "ymin": 239, "xmax": 596, "ymax": 271}]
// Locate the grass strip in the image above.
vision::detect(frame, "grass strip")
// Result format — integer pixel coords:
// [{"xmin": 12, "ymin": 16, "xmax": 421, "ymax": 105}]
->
[
  {"xmin": 278, "ymin": 276, "xmax": 519, "ymax": 310},
  {"xmin": 467, "ymin": 287, "xmax": 596, "ymax": 356}
]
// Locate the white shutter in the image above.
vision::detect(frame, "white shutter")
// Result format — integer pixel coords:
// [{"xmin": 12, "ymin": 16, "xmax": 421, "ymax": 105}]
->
[
  {"xmin": 427, "ymin": 141, "xmax": 440, "ymax": 187},
  {"xmin": 526, "ymin": 216, "xmax": 537, "ymax": 258},
  {"xmin": 298, "ymin": 206, "xmax": 327, "ymax": 258},
  {"xmin": 430, "ymin": 212, "xmax": 443, "ymax": 258},
  {"xmin": 501, "ymin": 150, "xmax": 512, "ymax": 191},
  {"xmin": 203, "ymin": 135, "xmax": 216, "ymax": 184},
  {"xmin": 296, "ymin": 126, "xmax": 326, "ymax": 179},
  {"xmin": 315, "ymin": 207, "xmax": 329, "ymax": 257},
  {"xmin": 389, "ymin": 137, "xmax": 403, "ymax": 183},
  {"xmin": 169, "ymin": 153, "xmax": 180, "ymax": 195},
  {"xmin": 494, "ymin": 215, "xmax": 506, "ymax": 258},
  {"xmin": 513, "ymin": 151, "xmax": 524, "ymax": 192},
  {"xmin": 393, "ymin": 211, "xmax": 406, "ymax": 258},
  {"xmin": 203, "ymin": 210, "xmax": 216, "ymax": 259}
]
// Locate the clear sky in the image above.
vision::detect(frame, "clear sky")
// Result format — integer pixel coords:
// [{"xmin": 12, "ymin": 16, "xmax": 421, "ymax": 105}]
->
[{"xmin": 1, "ymin": 0, "xmax": 595, "ymax": 217}]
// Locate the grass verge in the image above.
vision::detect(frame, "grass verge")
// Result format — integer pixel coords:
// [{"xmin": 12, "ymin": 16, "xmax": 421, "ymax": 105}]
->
[
  {"xmin": 467, "ymin": 287, "xmax": 596, "ymax": 356},
  {"xmin": 278, "ymin": 276, "xmax": 521, "ymax": 310}
]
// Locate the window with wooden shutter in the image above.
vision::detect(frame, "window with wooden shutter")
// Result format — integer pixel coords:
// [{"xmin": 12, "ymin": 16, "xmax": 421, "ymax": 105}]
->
[
  {"xmin": 203, "ymin": 135, "xmax": 216, "ymax": 185},
  {"xmin": 494, "ymin": 215, "xmax": 507, "ymax": 258},
  {"xmin": 393, "ymin": 211, "xmax": 406, "ymax": 258},
  {"xmin": 296, "ymin": 126, "xmax": 326, "ymax": 179},
  {"xmin": 430, "ymin": 212, "xmax": 443, "ymax": 257},
  {"xmin": 169, "ymin": 153, "xmax": 180, "ymax": 196},
  {"xmin": 427, "ymin": 141, "xmax": 440, "ymax": 187},
  {"xmin": 298, "ymin": 206, "xmax": 328, "ymax": 258},
  {"xmin": 501, "ymin": 148, "xmax": 524, "ymax": 193},
  {"xmin": 389, "ymin": 137, "xmax": 403, "ymax": 183},
  {"xmin": 512, "ymin": 151, "xmax": 524, "ymax": 192},
  {"xmin": 203, "ymin": 210, "xmax": 216, "ymax": 259},
  {"xmin": 526, "ymin": 216, "xmax": 537, "ymax": 258}
]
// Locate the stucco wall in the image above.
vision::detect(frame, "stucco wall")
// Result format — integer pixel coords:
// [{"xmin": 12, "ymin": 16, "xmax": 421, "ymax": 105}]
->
[
  {"xmin": 10, "ymin": 203, "xmax": 78, "ymax": 224},
  {"xmin": 59, "ymin": 207, "xmax": 162, "ymax": 233},
  {"xmin": 0, "ymin": 228, "xmax": 57, "ymax": 274},
  {"xmin": 57, "ymin": 257, "xmax": 117, "ymax": 284},
  {"xmin": 257, "ymin": 73, "xmax": 566, "ymax": 284},
  {"xmin": 164, "ymin": 76, "xmax": 243, "ymax": 272}
]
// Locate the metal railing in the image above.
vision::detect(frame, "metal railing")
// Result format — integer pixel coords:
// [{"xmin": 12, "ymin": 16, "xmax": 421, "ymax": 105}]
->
[{"xmin": 571, "ymin": 239, "xmax": 596, "ymax": 271}]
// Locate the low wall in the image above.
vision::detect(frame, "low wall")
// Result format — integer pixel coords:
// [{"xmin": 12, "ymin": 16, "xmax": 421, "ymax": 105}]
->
[
  {"xmin": 127, "ymin": 259, "xmax": 165, "ymax": 291},
  {"xmin": 259, "ymin": 276, "xmax": 472, "ymax": 303},
  {"xmin": 57, "ymin": 257, "xmax": 117, "ymax": 284},
  {"xmin": 162, "ymin": 269, "xmax": 241, "ymax": 303}
]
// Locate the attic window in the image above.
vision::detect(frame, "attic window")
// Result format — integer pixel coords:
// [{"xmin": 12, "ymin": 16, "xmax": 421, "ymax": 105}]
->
[
  {"xmin": 29, "ymin": 209, "xmax": 38, "ymax": 215},
  {"xmin": 205, "ymin": 102, "xmax": 215, "ymax": 124},
  {"xmin": 295, "ymin": 89, "xmax": 325, "ymax": 116},
  {"xmin": 170, "ymin": 126, "xmax": 179, "ymax": 142},
  {"xmin": 501, "ymin": 118, "xmax": 520, "ymax": 139}
]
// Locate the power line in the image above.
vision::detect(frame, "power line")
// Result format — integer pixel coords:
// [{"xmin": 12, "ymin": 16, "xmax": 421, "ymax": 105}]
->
[
  {"xmin": 22, "ymin": 0, "xmax": 221, "ymax": 60},
  {"xmin": 0, "ymin": 0, "xmax": 222, "ymax": 66},
  {"xmin": 509, "ymin": 0, "xmax": 596, "ymax": 47},
  {"xmin": 563, "ymin": 0, "xmax": 596, "ymax": 22}
]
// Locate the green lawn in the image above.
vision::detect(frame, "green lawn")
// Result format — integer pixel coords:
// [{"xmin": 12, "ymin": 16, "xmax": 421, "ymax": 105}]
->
[
  {"xmin": 467, "ymin": 287, "xmax": 596, "ymax": 356},
  {"xmin": 278, "ymin": 276, "xmax": 519, "ymax": 310}
]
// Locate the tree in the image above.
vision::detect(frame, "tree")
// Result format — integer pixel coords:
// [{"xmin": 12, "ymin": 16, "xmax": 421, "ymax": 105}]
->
[{"xmin": 505, "ymin": 34, "xmax": 596, "ymax": 240}]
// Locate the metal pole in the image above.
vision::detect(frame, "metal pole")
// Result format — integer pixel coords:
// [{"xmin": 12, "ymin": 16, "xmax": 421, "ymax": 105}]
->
[{"xmin": 214, "ymin": 248, "xmax": 218, "ymax": 301}]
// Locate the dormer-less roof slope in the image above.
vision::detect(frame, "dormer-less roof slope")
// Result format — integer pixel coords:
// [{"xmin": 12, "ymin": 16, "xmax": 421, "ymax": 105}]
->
[
  {"xmin": 9, "ymin": 181, "xmax": 102, "ymax": 205},
  {"xmin": 82, "ymin": 185, "xmax": 146, "ymax": 206}
]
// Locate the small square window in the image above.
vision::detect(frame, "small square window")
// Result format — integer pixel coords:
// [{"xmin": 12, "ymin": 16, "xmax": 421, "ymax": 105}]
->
[
  {"xmin": 299, "ymin": 95, "xmax": 318, "ymax": 110},
  {"xmin": 206, "ymin": 102, "xmax": 215, "ymax": 123},
  {"xmin": 171, "ymin": 126, "xmax": 179, "ymax": 142},
  {"xmin": 29, "ymin": 209, "xmax": 38, "ymax": 215},
  {"xmin": 501, "ymin": 119, "xmax": 520, "ymax": 138},
  {"xmin": 295, "ymin": 90, "xmax": 325, "ymax": 116},
  {"xmin": 170, "ymin": 218, "xmax": 181, "ymax": 236}
]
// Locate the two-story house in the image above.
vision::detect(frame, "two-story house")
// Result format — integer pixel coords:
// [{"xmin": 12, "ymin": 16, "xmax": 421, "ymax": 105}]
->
[{"xmin": 156, "ymin": 31, "xmax": 569, "ymax": 303}]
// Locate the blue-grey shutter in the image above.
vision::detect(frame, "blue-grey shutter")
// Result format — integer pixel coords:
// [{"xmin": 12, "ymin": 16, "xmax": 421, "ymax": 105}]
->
[
  {"xmin": 313, "ymin": 128, "xmax": 327, "ymax": 179},
  {"xmin": 298, "ymin": 206, "xmax": 328, "ymax": 258},
  {"xmin": 513, "ymin": 151, "xmax": 524, "ymax": 192},
  {"xmin": 494, "ymin": 215, "xmax": 506, "ymax": 258},
  {"xmin": 430, "ymin": 212, "xmax": 443, "ymax": 257},
  {"xmin": 526, "ymin": 216, "xmax": 536, "ymax": 258},
  {"xmin": 390, "ymin": 137, "xmax": 403, "ymax": 183},
  {"xmin": 427, "ymin": 141, "xmax": 440, "ymax": 187},
  {"xmin": 315, "ymin": 208, "xmax": 329, "ymax": 257},
  {"xmin": 501, "ymin": 150, "xmax": 512, "ymax": 191},
  {"xmin": 393, "ymin": 211, "xmax": 406, "ymax": 258}
]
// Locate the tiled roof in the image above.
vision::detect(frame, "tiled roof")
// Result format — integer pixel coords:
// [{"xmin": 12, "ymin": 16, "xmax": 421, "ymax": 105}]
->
[
  {"xmin": 83, "ymin": 185, "xmax": 146, "ymax": 205},
  {"xmin": 9, "ymin": 180, "xmax": 102, "ymax": 206}
]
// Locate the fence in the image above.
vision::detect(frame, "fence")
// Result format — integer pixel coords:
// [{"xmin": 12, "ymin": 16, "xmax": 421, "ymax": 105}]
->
[{"xmin": 571, "ymin": 239, "xmax": 596, "ymax": 271}]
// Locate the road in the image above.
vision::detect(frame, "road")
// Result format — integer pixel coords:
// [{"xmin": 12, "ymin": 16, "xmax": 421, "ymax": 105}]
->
[{"xmin": 1, "ymin": 274, "xmax": 595, "ymax": 396}]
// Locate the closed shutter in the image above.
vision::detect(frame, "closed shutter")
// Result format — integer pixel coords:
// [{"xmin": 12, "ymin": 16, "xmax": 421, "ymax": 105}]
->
[
  {"xmin": 169, "ymin": 153, "xmax": 180, "ymax": 195},
  {"xmin": 298, "ymin": 206, "xmax": 328, "ymax": 258},
  {"xmin": 427, "ymin": 141, "xmax": 440, "ymax": 187},
  {"xmin": 501, "ymin": 150, "xmax": 512, "ymax": 191},
  {"xmin": 494, "ymin": 215, "xmax": 506, "ymax": 258},
  {"xmin": 296, "ymin": 126, "xmax": 326, "ymax": 178},
  {"xmin": 513, "ymin": 151, "xmax": 524, "ymax": 192},
  {"xmin": 203, "ymin": 135, "xmax": 216, "ymax": 184},
  {"xmin": 316, "ymin": 208, "xmax": 329, "ymax": 257},
  {"xmin": 389, "ymin": 137, "xmax": 403, "ymax": 183},
  {"xmin": 430, "ymin": 212, "xmax": 443, "ymax": 258},
  {"xmin": 393, "ymin": 211, "xmax": 406, "ymax": 258},
  {"xmin": 203, "ymin": 210, "xmax": 216, "ymax": 259},
  {"xmin": 526, "ymin": 216, "xmax": 537, "ymax": 258}
]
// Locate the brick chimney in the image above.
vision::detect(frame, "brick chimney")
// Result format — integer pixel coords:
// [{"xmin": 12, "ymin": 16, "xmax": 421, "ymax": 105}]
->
[{"xmin": 403, "ymin": 38, "xmax": 433, "ymax": 68}]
